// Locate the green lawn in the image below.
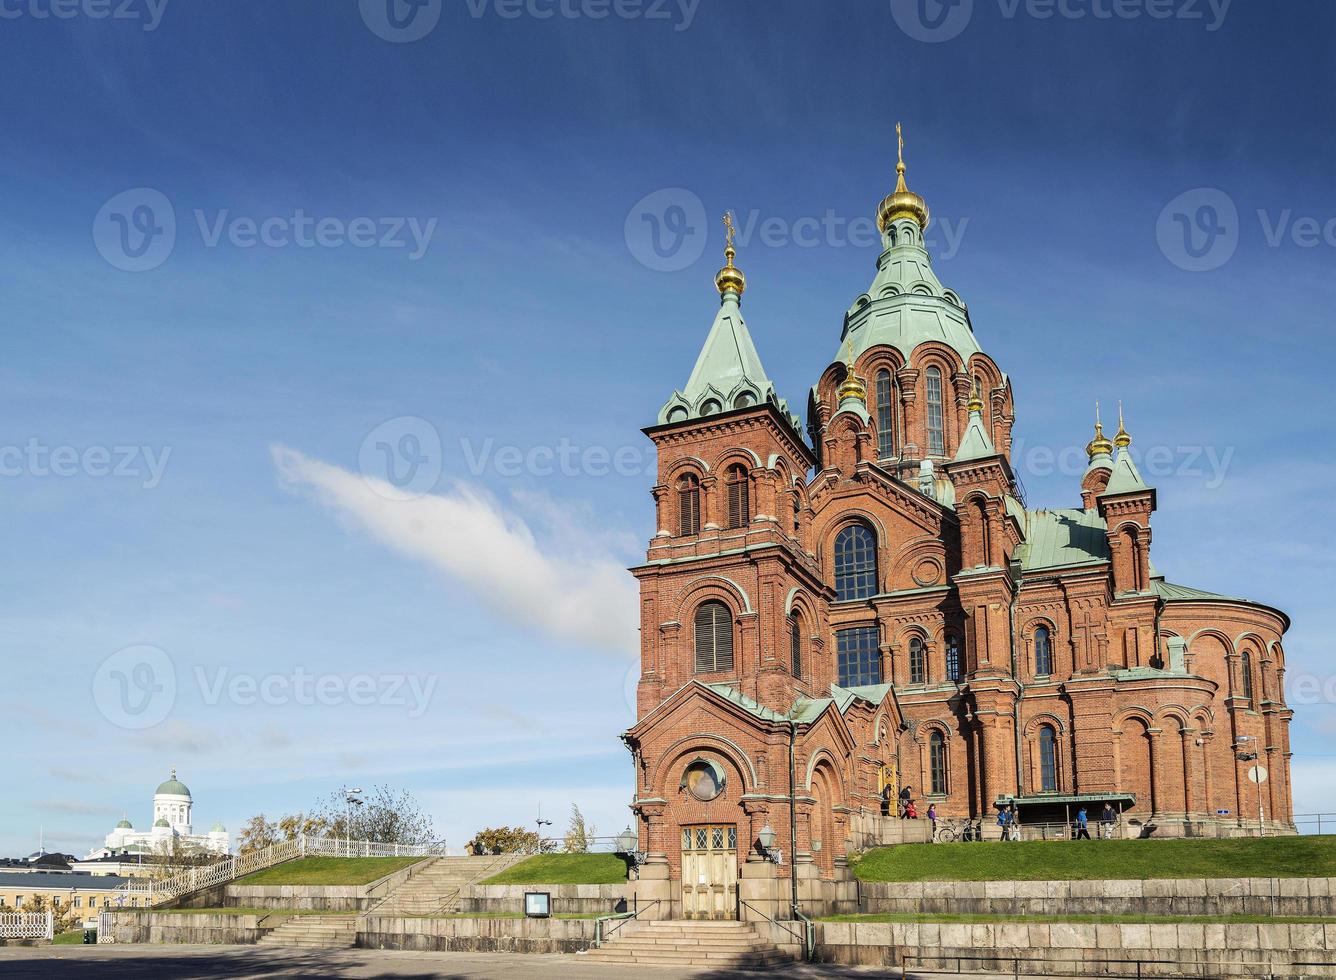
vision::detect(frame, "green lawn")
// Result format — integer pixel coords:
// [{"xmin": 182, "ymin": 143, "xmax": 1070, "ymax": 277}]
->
[
  {"xmin": 52, "ymin": 928, "xmax": 89, "ymax": 944},
  {"xmin": 822, "ymin": 912, "xmax": 1336, "ymax": 925},
  {"xmin": 156, "ymin": 907, "xmax": 355, "ymax": 916},
  {"xmin": 852, "ymin": 836, "xmax": 1336, "ymax": 882},
  {"xmin": 234, "ymin": 856, "xmax": 422, "ymax": 886},
  {"xmin": 482, "ymin": 853, "xmax": 629, "ymax": 885}
]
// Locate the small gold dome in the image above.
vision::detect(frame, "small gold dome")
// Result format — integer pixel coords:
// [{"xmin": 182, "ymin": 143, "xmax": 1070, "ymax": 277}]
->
[
  {"xmin": 1086, "ymin": 422, "xmax": 1114, "ymax": 459},
  {"xmin": 877, "ymin": 122, "xmax": 930, "ymax": 233},
  {"xmin": 715, "ymin": 211, "xmax": 746, "ymax": 297},
  {"xmin": 1113, "ymin": 402, "xmax": 1131, "ymax": 449},
  {"xmin": 837, "ymin": 336, "xmax": 866, "ymax": 403},
  {"xmin": 967, "ymin": 379, "xmax": 985, "ymax": 415}
]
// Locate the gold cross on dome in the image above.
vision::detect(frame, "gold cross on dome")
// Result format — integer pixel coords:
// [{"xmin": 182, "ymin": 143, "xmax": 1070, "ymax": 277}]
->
[{"xmin": 723, "ymin": 210, "xmax": 737, "ymax": 251}]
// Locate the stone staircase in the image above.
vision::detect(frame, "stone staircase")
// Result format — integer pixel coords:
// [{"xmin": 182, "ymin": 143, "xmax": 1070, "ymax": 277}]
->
[
  {"xmin": 256, "ymin": 914, "xmax": 359, "ymax": 949},
  {"xmin": 368, "ymin": 854, "xmax": 525, "ymax": 916},
  {"xmin": 580, "ymin": 919, "xmax": 794, "ymax": 969}
]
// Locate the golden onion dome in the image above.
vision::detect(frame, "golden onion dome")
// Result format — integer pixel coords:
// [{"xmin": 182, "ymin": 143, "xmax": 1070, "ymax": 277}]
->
[
  {"xmin": 967, "ymin": 379, "xmax": 985, "ymax": 415},
  {"xmin": 715, "ymin": 211, "xmax": 746, "ymax": 297},
  {"xmin": 1086, "ymin": 422, "xmax": 1114, "ymax": 459},
  {"xmin": 837, "ymin": 336, "xmax": 867, "ymax": 403},
  {"xmin": 1114, "ymin": 402, "xmax": 1131, "ymax": 449},
  {"xmin": 877, "ymin": 122, "xmax": 930, "ymax": 233}
]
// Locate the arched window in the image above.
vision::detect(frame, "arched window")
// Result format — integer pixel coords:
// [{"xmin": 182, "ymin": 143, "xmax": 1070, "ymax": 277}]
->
[
  {"xmin": 929, "ymin": 730, "xmax": 947, "ymax": 795},
  {"xmin": 909, "ymin": 636, "xmax": 926, "ymax": 685},
  {"xmin": 725, "ymin": 465, "xmax": 750, "ymax": 529},
  {"xmin": 834, "ymin": 524, "xmax": 878, "ymax": 601},
  {"xmin": 836, "ymin": 626, "xmax": 881, "ymax": 687},
  {"xmin": 925, "ymin": 366, "xmax": 945, "ymax": 456},
  {"xmin": 693, "ymin": 602, "xmax": 734, "ymax": 674},
  {"xmin": 1241, "ymin": 651, "xmax": 1255, "ymax": 705},
  {"xmin": 676, "ymin": 474, "xmax": 700, "ymax": 536},
  {"xmin": 946, "ymin": 636, "xmax": 961, "ymax": 682},
  {"xmin": 791, "ymin": 489, "xmax": 801, "ymax": 533},
  {"xmin": 1038, "ymin": 724, "xmax": 1058, "ymax": 792},
  {"xmin": 875, "ymin": 369, "xmax": 895, "ymax": 459},
  {"xmin": 789, "ymin": 613, "xmax": 803, "ymax": 679},
  {"xmin": 1034, "ymin": 626, "xmax": 1053, "ymax": 676}
]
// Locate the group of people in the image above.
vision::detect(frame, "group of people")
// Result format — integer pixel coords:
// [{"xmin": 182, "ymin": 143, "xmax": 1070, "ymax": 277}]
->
[
  {"xmin": 880, "ymin": 784, "xmax": 936, "ymax": 827},
  {"xmin": 998, "ymin": 801, "xmax": 1120, "ymax": 841}
]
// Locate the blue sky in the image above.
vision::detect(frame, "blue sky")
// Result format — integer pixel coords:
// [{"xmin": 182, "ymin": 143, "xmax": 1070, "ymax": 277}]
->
[{"xmin": 1, "ymin": 0, "xmax": 1333, "ymax": 856}]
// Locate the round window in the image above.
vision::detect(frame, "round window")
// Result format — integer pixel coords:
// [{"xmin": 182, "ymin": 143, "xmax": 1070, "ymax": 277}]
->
[{"xmin": 682, "ymin": 759, "xmax": 724, "ymax": 802}]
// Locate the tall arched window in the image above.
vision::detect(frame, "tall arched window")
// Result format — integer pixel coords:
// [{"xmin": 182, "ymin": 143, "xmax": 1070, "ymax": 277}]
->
[
  {"xmin": 929, "ymin": 730, "xmax": 947, "ymax": 795},
  {"xmin": 925, "ymin": 366, "xmax": 945, "ymax": 456},
  {"xmin": 1038, "ymin": 724, "xmax": 1058, "ymax": 792},
  {"xmin": 1034, "ymin": 626, "xmax": 1053, "ymax": 676},
  {"xmin": 676, "ymin": 474, "xmax": 700, "ymax": 536},
  {"xmin": 725, "ymin": 465, "xmax": 750, "ymax": 529},
  {"xmin": 693, "ymin": 602, "xmax": 734, "ymax": 674},
  {"xmin": 909, "ymin": 636, "xmax": 926, "ymax": 685},
  {"xmin": 834, "ymin": 524, "xmax": 878, "ymax": 601},
  {"xmin": 789, "ymin": 613, "xmax": 803, "ymax": 679},
  {"xmin": 946, "ymin": 636, "xmax": 961, "ymax": 682},
  {"xmin": 1241, "ymin": 651, "xmax": 1255, "ymax": 706},
  {"xmin": 875, "ymin": 369, "xmax": 895, "ymax": 459}
]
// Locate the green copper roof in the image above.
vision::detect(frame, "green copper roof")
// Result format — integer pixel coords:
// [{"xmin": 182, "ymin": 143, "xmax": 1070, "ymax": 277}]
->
[
  {"xmin": 704, "ymin": 683, "xmax": 787, "ymax": 722},
  {"xmin": 114, "ymin": 819, "xmax": 132, "ymax": 830},
  {"xmin": 1102, "ymin": 447, "xmax": 1151, "ymax": 496},
  {"xmin": 789, "ymin": 697, "xmax": 833, "ymax": 724},
  {"xmin": 210, "ymin": 821, "xmax": 227, "ymax": 833},
  {"xmin": 659, "ymin": 293, "xmax": 802, "ymax": 434},
  {"xmin": 153, "ymin": 818, "xmax": 170, "ymax": 828},
  {"xmin": 1153, "ymin": 579, "xmax": 1244, "ymax": 603},
  {"xmin": 155, "ymin": 777, "xmax": 191, "ymax": 797},
  {"xmin": 839, "ymin": 223, "xmax": 982, "ymax": 366},
  {"xmin": 1015, "ymin": 508, "xmax": 1110, "ymax": 571},
  {"xmin": 836, "ymin": 683, "xmax": 892, "ymax": 709},
  {"xmin": 1084, "ymin": 450, "xmax": 1114, "ymax": 478},
  {"xmin": 953, "ymin": 407, "xmax": 996, "ymax": 462}
]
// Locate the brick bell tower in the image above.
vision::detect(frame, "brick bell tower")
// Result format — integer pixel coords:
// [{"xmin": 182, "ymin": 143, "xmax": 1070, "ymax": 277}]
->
[{"xmin": 636, "ymin": 213, "xmax": 821, "ymax": 720}]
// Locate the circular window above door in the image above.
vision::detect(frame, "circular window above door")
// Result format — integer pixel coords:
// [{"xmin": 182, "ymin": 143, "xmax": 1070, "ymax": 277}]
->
[{"xmin": 681, "ymin": 758, "xmax": 726, "ymax": 802}]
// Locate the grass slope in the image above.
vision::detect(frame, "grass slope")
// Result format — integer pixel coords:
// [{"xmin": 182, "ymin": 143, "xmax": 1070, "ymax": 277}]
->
[
  {"xmin": 852, "ymin": 836, "xmax": 1336, "ymax": 882},
  {"xmin": 53, "ymin": 928, "xmax": 88, "ymax": 944},
  {"xmin": 482, "ymin": 853, "xmax": 629, "ymax": 885},
  {"xmin": 234, "ymin": 856, "xmax": 422, "ymax": 886}
]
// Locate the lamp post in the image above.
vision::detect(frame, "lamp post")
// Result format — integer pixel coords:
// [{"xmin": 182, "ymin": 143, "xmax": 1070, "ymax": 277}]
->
[
  {"xmin": 343, "ymin": 787, "xmax": 363, "ymax": 857},
  {"xmin": 615, "ymin": 826, "xmax": 644, "ymax": 873},
  {"xmin": 1234, "ymin": 737, "xmax": 1265, "ymax": 837},
  {"xmin": 757, "ymin": 824, "xmax": 781, "ymax": 864}
]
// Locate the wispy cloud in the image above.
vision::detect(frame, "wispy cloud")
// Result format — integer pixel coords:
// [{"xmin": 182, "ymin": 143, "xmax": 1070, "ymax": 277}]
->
[
  {"xmin": 271, "ymin": 446, "xmax": 638, "ymax": 656},
  {"xmin": 36, "ymin": 800, "xmax": 121, "ymax": 817}
]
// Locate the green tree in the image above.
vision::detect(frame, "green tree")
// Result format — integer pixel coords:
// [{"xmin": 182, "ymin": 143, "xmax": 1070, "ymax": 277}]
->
[
  {"xmin": 237, "ymin": 814, "xmax": 279, "ymax": 854},
  {"xmin": 563, "ymin": 804, "xmax": 596, "ymax": 854},
  {"xmin": 466, "ymin": 826, "xmax": 552, "ymax": 855}
]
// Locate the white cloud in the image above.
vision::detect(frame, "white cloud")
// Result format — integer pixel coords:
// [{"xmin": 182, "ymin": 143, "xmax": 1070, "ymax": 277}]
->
[{"xmin": 271, "ymin": 446, "xmax": 638, "ymax": 656}]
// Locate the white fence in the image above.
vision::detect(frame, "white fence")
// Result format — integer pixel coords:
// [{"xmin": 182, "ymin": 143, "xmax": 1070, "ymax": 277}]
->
[
  {"xmin": 112, "ymin": 834, "xmax": 449, "ymax": 908},
  {"xmin": 0, "ymin": 911, "xmax": 53, "ymax": 940}
]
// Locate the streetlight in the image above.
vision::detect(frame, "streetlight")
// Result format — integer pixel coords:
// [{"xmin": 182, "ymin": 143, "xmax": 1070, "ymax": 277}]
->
[
  {"xmin": 756, "ymin": 825, "xmax": 781, "ymax": 864},
  {"xmin": 1234, "ymin": 738, "xmax": 1266, "ymax": 837},
  {"xmin": 615, "ymin": 826, "xmax": 644, "ymax": 872},
  {"xmin": 344, "ymin": 787, "xmax": 364, "ymax": 857}
]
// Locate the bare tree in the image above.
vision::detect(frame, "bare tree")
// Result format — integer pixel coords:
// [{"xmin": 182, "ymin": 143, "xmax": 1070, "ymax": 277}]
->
[
  {"xmin": 310, "ymin": 785, "xmax": 434, "ymax": 845},
  {"xmin": 563, "ymin": 804, "xmax": 596, "ymax": 853}
]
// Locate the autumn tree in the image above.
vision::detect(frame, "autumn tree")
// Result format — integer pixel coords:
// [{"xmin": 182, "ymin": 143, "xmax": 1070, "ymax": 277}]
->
[
  {"xmin": 563, "ymin": 804, "xmax": 596, "ymax": 854},
  {"xmin": 466, "ymin": 826, "xmax": 552, "ymax": 854},
  {"xmin": 309, "ymin": 785, "xmax": 434, "ymax": 845},
  {"xmin": 237, "ymin": 814, "xmax": 279, "ymax": 854}
]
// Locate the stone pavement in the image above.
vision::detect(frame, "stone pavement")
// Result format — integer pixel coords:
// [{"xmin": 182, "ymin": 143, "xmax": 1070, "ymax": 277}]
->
[{"xmin": 0, "ymin": 944, "xmax": 1085, "ymax": 979}]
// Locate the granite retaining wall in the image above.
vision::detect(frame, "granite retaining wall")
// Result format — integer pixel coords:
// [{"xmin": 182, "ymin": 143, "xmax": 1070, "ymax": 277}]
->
[
  {"xmin": 857, "ymin": 876, "xmax": 1336, "ymax": 918},
  {"xmin": 457, "ymin": 884, "xmax": 629, "ymax": 916},
  {"xmin": 359, "ymin": 914, "xmax": 597, "ymax": 954},
  {"xmin": 814, "ymin": 920, "xmax": 1336, "ymax": 977}
]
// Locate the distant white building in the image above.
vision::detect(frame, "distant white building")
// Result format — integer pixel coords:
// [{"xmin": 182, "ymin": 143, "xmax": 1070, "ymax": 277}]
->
[{"xmin": 85, "ymin": 769, "xmax": 229, "ymax": 860}]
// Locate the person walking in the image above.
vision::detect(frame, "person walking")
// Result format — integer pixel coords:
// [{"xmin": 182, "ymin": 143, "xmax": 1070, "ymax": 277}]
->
[
  {"xmin": 1100, "ymin": 803, "xmax": 1117, "ymax": 839},
  {"xmin": 927, "ymin": 803, "xmax": 938, "ymax": 837},
  {"xmin": 899, "ymin": 785, "xmax": 912, "ymax": 820},
  {"xmin": 1075, "ymin": 806, "xmax": 1092, "ymax": 840},
  {"xmin": 997, "ymin": 805, "xmax": 1011, "ymax": 841}
]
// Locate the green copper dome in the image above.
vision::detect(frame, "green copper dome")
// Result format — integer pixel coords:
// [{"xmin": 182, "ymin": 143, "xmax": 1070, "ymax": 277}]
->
[
  {"xmin": 155, "ymin": 768, "xmax": 191, "ymax": 798},
  {"xmin": 210, "ymin": 822, "xmax": 226, "ymax": 833},
  {"xmin": 115, "ymin": 819, "xmax": 133, "ymax": 830},
  {"xmin": 153, "ymin": 818, "xmax": 170, "ymax": 828}
]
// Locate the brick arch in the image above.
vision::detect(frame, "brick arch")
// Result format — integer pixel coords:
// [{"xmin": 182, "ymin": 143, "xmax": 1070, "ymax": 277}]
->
[
  {"xmin": 645, "ymin": 733, "xmax": 758, "ymax": 797},
  {"xmin": 663, "ymin": 455, "xmax": 711, "ymax": 480},
  {"xmin": 715, "ymin": 447, "xmax": 763, "ymax": 470},
  {"xmin": 679, "ymin": 576, "xmax": 753, "ymax": 616}
]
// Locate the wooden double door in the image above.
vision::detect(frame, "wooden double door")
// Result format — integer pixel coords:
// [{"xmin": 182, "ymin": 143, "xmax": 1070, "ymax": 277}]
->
[{"xmin": 680, "ymin": 824, "xmax": 738, "ymax": 919}]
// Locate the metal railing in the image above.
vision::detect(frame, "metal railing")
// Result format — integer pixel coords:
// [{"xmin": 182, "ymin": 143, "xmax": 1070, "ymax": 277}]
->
[
  {"xmin": 0, "ymin": 911, "xmax": 53, "ymax": 940},
  {"xmin": 111, "ymin": 834, "xmax": 450, "ymax": 908},
  {"xmin": 1292, "ymin": 813, "xmax": 1336, "ymax": 835},
  {"xmin": 594, "ymin": 899, "xmax": 659, "ymax": 946}
]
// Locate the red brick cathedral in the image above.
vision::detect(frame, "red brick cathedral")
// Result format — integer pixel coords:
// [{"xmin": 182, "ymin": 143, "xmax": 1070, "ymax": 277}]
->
[{"xmin": 622, "ymin": 138, "xmax": 1293, "ymax": 917}]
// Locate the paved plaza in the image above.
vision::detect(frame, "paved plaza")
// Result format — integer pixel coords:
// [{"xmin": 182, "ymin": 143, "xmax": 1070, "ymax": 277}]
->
[{"xmin": 0, "ymin": 944, "xmax": 1084, "ymax": 979}]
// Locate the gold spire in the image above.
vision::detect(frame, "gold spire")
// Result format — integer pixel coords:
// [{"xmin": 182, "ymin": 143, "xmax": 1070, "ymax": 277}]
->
[
  {"xmin": 1086, "ymin": 401, "xmax": 1114, "ymax": 458},
  {"xmin": 837, "ymin": 335, "xmax": 866, "ymax": 403},
  {"xmin": 714, "ymin": 211, "xmax": 747, "ymax": 297},
  {"xmin": 877, "ymin": 121, "xmax": 930, "ymax": 232},
  {"xmin": 1114, "ymin": 401, "xmax": 1131, "ymax": 449},
  {"xmin": 967, "ymin": 377, "xmax": 985, "ymax": 414}
]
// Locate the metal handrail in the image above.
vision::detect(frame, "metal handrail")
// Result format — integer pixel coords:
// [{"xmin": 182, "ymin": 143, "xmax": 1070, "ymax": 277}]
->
[{"xmin": 594, "ymin": 899, "xmax": 659, "ymax": 947}]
